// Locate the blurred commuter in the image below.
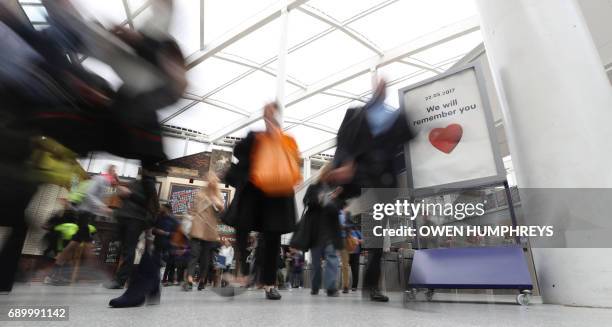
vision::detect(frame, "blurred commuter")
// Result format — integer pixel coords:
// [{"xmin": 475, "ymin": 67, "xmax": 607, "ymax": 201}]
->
[
  {"xmin": 325, "ymin": 79, "xmax": 415, "ymax": 302},
  {"xmin": 290, "ymin": 250, "xmax": 305, "ymax": 289},
  {"xmin": 339, "ymin": 209, "xmax": 351, "ymax": 293},
  {"xmin": 104, "ymin": 173, "xmax": 158, "ymax": 289},
  {"xmin": 219, "ymin": 239, "xmax": 235, "ymax": 274},
  {"xmin": 45, "ymin": 165, "xmax": 118, "ymax": 286},
  {"xmin": 299, "ymin": 165, "xmax": 344, "ymax": 297},
  {"xmin": 153, "ymin": 204, "xmax": 180, "ymax": 286},
  {"xmin": 108, "ymin": 172, "xmax": 161, "ymax": 308},
  {"xmin": 223, "ymin": 102, "xmax": 301, "ymax": 300},
  {"xmin": 184, "ymin": 173, "xmax": 224, "ymax": 291},
  {"xmin": 0, "ymin": 0, "xmax": 186, "ymax": 294},
  {"xmin": 347, "ymin": 223, "xmax": 363, "ymax": 291},
  {"xmin": 0, "ymin": 0, "xmax": 185, "ymax": 166}
]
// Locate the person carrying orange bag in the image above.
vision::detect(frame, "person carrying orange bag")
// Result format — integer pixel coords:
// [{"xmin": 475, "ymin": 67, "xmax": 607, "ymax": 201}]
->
[
  {"xmin": 250, "ymin": 119, "xmax": 302, "ymax": 196},
  {"xmin": 222, "ymin": 102, "xmax": 301, "ymax": 300}
]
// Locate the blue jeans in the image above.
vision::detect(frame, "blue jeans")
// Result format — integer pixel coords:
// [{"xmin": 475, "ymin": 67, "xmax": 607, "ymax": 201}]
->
[{"xmin": 310, "ymin": 243, "xmax": 339, "ymax": 291}]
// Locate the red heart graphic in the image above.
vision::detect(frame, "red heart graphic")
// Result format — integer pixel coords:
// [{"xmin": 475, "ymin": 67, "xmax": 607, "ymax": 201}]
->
[{"xmin": 429, "ymin": 124, "xmax": 463, "ymax": 154}]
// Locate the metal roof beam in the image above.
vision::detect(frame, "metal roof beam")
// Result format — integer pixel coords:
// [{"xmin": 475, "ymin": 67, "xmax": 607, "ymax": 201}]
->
[
  {"xmin": 185, "ymin": 0, "xmax": 309, "ymax": 70},
  {"xmin": 214, "ymin": 52, "xmax": 307, "ymax": 89},
  {"xmin": 398, "ymin": 58, "xmax": 443, "ymax": 74},
  {"xmin": 300, "ymin": 137, "xmax": 336, "ymax": 158},
  {"xmin": 298, "ymin": 5, "xmax": 383, "ymax": 55}
]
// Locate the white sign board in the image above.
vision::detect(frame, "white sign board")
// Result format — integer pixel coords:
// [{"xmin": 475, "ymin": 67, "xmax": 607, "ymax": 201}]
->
[{"xmin": 400, "ymin": 65, "xmax": 503, "ymax": 190}]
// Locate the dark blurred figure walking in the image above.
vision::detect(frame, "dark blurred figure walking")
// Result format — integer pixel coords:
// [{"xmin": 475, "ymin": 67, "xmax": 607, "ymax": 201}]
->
[
  {"xmin": 108, "ymin": 171, "xmax": 161, "ymax": 308},
  {"xmin": 105, "ymin": 173, "xmax": 159, "ymax": 290},
  {"xmin": 300, "ymin": 165, "xmax": 344, "ymax": 297},
  {"xmin": 325, "ymin": 79, "xmax": 415, "ymax": 302},
  {"xmin": 224, "ymin": 102, "xmax": 301, "ymax": 300}
]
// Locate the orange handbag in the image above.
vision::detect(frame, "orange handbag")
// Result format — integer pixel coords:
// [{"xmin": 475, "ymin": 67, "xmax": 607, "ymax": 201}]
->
[{"xmin": 250, "ymin": 132, "xmax": 302, "ymax": 195}]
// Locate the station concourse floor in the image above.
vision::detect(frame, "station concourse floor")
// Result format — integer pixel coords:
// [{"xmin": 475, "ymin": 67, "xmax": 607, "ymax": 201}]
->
[{"xmin": 1, "ymin": 283, "xmax": 611, "ymax": 327}]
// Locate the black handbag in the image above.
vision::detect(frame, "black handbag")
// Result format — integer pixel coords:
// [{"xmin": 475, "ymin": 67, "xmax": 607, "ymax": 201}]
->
[
  {"xmin": 289, "ymin": 207, "xmax": 311, "ymax": 251},
  {"xmin": 220, "ymin": 184, "xmax": 242, "ymax": 228}
]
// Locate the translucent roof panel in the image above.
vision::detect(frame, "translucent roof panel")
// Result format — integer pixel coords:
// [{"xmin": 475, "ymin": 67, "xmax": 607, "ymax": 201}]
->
[
  {"xmin": 377, "ymin": 62, "xmax": 423, "ymax": 84},
  {"xmin": 168, "ymin": 0, "xmax": 202, "ymax": 55},
  {"xmin": 165, "ymin": 102, "xmax": 244, "ymax": 135},
  {"xmin": 308, "ymin": 106, "xmax": 350, "ymax": 130},
  {"xmin": 157, "ymin": 99, "xmax": 195, "ymax": 122},
  {"xmin": 285, "ymin": 125, "xmax": 336, "ymax": 152},
  {"xmin": 306, "ymin": 0, "xmax": 389, "ymax": 23},
  {"xmin": 223, "ymin": 18, "xmax": 281, "ymax": 65},
  {"xmin": 411, "ymin": 31, "xmax": 482, "ymax": 64},
  {"xmin": 348, "ymin": 0, "xmax": 478, "ymax": 50},
  {"xmin": 332, "ymin": 72, "xmax": 373, "ymax": 95},
  {"xmin": 204, "ymin": 0, "xmax": 278, "ymax": 45},
  {"xmin": 187, "ymin": 57, "xmax": 251, "ymax": 97},
  {"xmin": 286, "ymin": 10, "xmax": 330, "ymax": 50},
  {"xmin": 213, "ymin": 71, "xmax": 300, "ymax": 112},
  {"xmin": 286, "ymin": 30, "xmax": 374, "ymax": 85},
  {"xmin": 284, "ymin": 94, "xmax": 345, "ymax": 120},
  {"xmin": 71, "ymin": 0, "xmax": 127, "ymax": 28}
]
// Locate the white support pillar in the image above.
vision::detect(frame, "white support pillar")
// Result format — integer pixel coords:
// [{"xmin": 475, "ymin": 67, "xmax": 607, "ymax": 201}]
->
[
  {"xmin": 303, "ymin": 157, "xmax": 311, "ymax": 180},
  {"xmin": 183, "ymin": 137, "xmax": 190, "ymax": 156},
  {"xmin": 276, "ymin": 1, "xmax": 290, "ymax": 126},
  {"xmin": 476, "ymin": 0, "xmax": 612, "ymax": 306}
]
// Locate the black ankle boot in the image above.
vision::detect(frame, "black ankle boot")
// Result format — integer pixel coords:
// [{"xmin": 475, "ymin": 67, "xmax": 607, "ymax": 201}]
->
[
  {"xmin": 109, "ymin": 252, "xmax": 159, "ymax": 308},
  {"xmin": 146, "ymin": 282, "xmax": 160, "ymax": 305}
]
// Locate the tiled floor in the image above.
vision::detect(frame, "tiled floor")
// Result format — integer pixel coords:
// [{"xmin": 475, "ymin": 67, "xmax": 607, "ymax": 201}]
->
[{"xmin": 1, "ymin": 283, "xmax": 611, "ymax": 327}]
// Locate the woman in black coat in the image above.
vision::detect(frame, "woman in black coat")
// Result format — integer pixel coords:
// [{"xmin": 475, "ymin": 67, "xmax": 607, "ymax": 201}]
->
[
  {"xmin": 301, "ymin": 168, "xmax": 344, "ymax": 297},
  {"xmin": 223, "ymin": 102, "xmax": 298, "ymax": 300}
]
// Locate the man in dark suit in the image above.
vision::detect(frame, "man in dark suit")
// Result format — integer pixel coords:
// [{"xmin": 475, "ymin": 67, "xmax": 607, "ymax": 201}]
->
[{"xmin": 326, "ymin": 79, "xmax": 414, "ymax": 302}]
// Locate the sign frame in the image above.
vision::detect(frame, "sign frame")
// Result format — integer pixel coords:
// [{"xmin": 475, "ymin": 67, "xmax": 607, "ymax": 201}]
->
[{"xmin": 398, "ymin": 62, "xmax": 505, "ymax": 196}]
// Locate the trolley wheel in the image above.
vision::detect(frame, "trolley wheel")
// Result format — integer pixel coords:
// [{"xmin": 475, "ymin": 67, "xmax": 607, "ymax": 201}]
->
[
  {"xmin": 403, "ymin": 289, "xmax": 416, "ymax": 302},
  {"xmin": 516, "ymin": 291, "xmax": 531, "ymax": 306},
  {"xmin": 425, "ymin": 289, "xmax": 434, "ymax": 302}
]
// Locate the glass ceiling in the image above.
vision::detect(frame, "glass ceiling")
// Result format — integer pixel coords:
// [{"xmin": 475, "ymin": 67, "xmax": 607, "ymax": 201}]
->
[{"xmin": 17, "ymin": 0, "xmax": 483, "ymax": 159}]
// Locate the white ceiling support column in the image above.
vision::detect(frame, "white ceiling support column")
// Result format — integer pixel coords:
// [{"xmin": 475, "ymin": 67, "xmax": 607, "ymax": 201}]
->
[
  {"xmin": 199, "ymin": 0, "xmax": 205, "ymax": 50},
  {"xmin": 185, "ymin": 0, "xmax": 309, "ymax": 70},
  {"xmin": 183, "ymin": 137, "xmax": 190, "ymax": 156},
  {"xmin": 276, "ymin": 0, "xmax": 290, "ymax": 126},
  {"xmin": 121, "ymin": 0, "xmax": 134, "ymax": 29},
  {"xmin": 303, "ymin": 157, "xmax": 311, "ymax": 179}
]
